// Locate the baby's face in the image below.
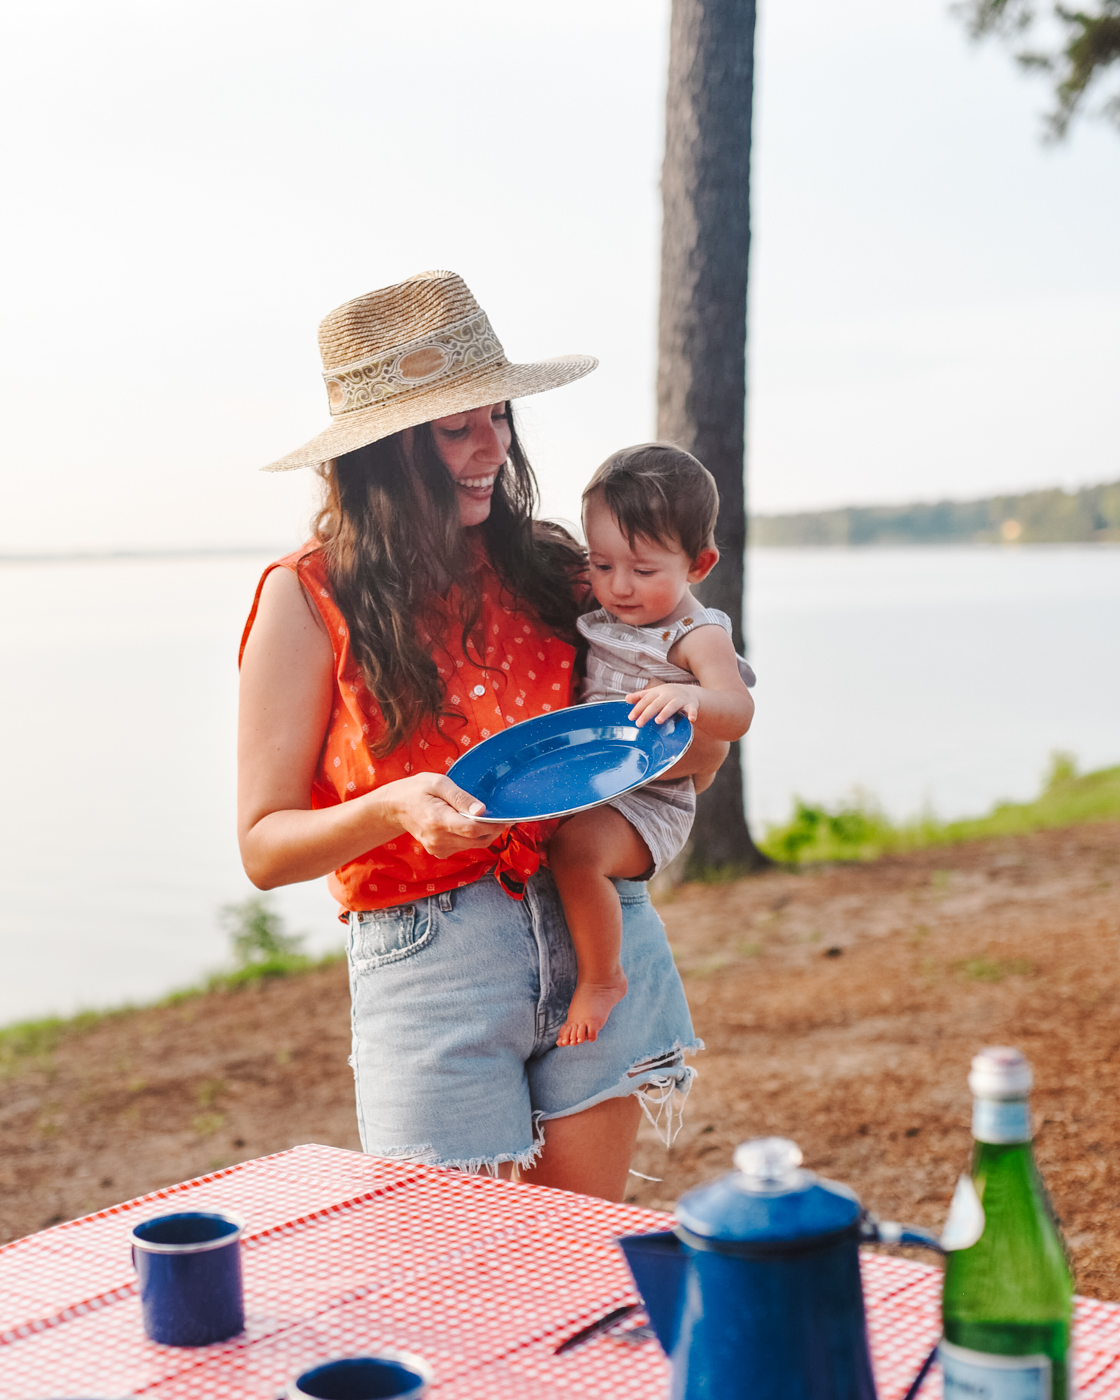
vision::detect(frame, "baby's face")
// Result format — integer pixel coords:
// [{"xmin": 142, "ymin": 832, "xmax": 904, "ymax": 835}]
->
[{"xmin": 584, "ymin": 494, "xmax": 695, "ymax": 628}]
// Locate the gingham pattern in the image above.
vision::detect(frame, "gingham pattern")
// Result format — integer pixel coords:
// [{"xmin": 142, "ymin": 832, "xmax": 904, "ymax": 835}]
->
[{"xmin": 1, "ymin": 1145, "xmax": 1116, "ymax": 1398}]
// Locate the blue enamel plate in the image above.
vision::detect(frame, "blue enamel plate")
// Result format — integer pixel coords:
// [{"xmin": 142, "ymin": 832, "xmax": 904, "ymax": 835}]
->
[{"xmin": 447, "ymin": 700, "xmax": 693, "ymax": 824}]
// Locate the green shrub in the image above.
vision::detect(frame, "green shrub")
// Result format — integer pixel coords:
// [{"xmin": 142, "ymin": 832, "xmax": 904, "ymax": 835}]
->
[
  {"xmin": 1044, "ymin": 750, "xmax": 1078, "ymax": 789},
  {"xmin": 207, "ymin": 895, "xmax": 314, "ymax": 985},
  {"xmin": 765, "ymin": 798, "xmax": 894, "ymax": 862},
  {"xmin": 220, "ymin": 896, "xmax": 305, "ymax": 967},
  {"xmin": 760, "ymin": 756, "xmax": 1120, "ymax": 865}
]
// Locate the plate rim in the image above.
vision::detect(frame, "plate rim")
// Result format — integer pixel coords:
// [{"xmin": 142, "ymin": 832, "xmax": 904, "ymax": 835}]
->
[{"xmin": 447, "ymin": 700, "xmax": 694, "ymax": 825}]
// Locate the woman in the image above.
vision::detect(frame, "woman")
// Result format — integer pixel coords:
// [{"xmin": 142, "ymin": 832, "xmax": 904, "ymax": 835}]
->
[{"xmin": 238, "ymin": 271, "xmax": 726, "ymax": 1199}]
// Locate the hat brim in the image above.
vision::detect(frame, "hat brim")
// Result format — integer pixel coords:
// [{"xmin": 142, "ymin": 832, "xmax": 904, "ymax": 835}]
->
[{"xmin": 261, "ymin": 353, "xmax": 598, "ymax": 472}]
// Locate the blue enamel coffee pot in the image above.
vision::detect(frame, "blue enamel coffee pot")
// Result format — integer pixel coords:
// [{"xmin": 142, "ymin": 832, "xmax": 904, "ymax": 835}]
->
[{"xmin": 618, "ymin": 1138, "xmax": 940, "ymax": 1400}]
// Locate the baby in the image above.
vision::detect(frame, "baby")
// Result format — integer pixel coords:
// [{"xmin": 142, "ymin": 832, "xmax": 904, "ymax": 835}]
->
[{"xmin": 550, "ymin": 443, "xmax": 756, "ymax": 1047}]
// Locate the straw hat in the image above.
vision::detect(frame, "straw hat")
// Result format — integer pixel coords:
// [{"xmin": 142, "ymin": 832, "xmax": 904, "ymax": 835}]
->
[{"xmin": 262, "ymin": 270, "xmax": 598, "ymax": 471}]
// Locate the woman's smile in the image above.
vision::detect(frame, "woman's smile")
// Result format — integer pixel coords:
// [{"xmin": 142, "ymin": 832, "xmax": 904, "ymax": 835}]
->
[
  {"xmin": 430, "ymin": 403, "xmax": 511, "ymax": 526},
  {"xmin": 455, "ymin": 470, "xmax": 499, "ymax": 495}
]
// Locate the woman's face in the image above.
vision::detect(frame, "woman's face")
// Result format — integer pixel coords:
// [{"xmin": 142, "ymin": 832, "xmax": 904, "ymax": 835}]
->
[{"xmin": 429, "ymin": 402, "xmax": 512, "ymax": 527}]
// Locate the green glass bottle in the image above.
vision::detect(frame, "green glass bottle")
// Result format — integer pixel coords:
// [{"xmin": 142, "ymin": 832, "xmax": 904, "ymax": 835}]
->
[{"xmin": 941, "ymin": 1047, "xmax": 1073, "ymax": 1400}]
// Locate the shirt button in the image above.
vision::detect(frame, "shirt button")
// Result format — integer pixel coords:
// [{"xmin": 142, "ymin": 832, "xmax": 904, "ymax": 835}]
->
[{"xmin": 472, "ymin": 684, "xmax": 486, "ymax": 697}]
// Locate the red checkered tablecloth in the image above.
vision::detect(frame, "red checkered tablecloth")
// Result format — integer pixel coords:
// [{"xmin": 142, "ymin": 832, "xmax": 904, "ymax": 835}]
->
[{"xmin": 1, "ymin": 1144, "xmax": 1117, "ymax": 1398}]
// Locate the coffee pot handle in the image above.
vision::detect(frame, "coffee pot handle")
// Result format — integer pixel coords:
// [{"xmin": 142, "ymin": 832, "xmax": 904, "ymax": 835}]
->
[{"xmin": 860, "ymin": 1212, "xmax": 944, "ymax": 1253}]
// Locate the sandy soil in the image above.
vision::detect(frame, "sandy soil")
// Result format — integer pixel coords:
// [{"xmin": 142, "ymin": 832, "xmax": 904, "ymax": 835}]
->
[{"xmin": 2, "ymin": 822, "xmax": 1117, "ymax": 1298}]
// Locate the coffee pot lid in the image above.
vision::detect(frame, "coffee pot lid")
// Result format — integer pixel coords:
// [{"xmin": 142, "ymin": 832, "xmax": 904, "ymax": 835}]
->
[{"xmin": 675, "ymin": 1138, "xmax": 862, "ymax": 1251}]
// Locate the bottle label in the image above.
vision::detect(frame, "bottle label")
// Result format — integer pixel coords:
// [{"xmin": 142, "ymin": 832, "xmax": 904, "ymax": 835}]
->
[
  {"xmin": 940, "ymin": 1340, "xmax": 1051, "ymax": 1400},
  {"xmin": 941, "ymin": 1173, "xmax": 986, "ymax": 1251},
  {"xmin": 972, "ymin": 1097, "xmax": 1032, "ymax": 1144}
]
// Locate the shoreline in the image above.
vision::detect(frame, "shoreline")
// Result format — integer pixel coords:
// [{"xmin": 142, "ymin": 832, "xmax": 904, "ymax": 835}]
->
[
  {"xmin": 0, "ymin": 545, "xmax": 286, "ymax": 566},
  {"xmin": 4, "ymin": 540, "xmax": 1120, "ymax": 567},
  {"xmin": 4, "ymin": 761, "xmax": 1117, "ymax": 1036}
]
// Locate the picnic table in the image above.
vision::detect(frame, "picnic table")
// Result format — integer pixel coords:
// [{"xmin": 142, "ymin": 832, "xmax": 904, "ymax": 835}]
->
[{"xmin": 2, "ymin": 1144, "xmax": 1119, "ymax": 1398}]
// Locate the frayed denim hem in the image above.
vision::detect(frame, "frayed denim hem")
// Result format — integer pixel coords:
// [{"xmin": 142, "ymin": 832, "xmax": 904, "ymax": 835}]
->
[
  {"xmin": 363, "ymin": 1119, "xmax": 547, "ymax": 1177},
  {"xmin": 538, "ymin": 1038, "xmax": 704, "ymax": 1148}
]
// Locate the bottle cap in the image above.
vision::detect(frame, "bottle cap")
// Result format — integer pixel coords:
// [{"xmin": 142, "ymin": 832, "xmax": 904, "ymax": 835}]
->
[{"xmin": 968, "ymin": 1046, "xmax": 1033, "ymax": 1100}]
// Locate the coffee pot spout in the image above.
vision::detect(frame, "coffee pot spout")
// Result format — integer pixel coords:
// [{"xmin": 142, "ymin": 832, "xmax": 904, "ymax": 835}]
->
[{"xmin": 615, "ymin": 1231, "xmax": 687, "ymax": 1356}]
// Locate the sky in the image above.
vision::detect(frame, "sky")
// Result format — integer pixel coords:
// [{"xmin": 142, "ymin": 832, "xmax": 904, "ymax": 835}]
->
[{"xmin": 1, "ymin": 0, "xmax": 1118, "ymax": 554}]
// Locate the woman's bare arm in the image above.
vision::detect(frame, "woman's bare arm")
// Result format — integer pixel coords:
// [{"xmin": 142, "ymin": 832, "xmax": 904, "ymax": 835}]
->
[
  {"xmin": 657, "ymin": 731, "xmax": 730, "ymax": 790},
  {"xmin": 237, "ymin": 568, "xmax": 503, "ymax": 889}
]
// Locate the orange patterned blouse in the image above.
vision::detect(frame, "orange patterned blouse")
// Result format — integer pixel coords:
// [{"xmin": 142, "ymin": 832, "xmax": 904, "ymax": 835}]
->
[{"xmin": 239, "ymin": 543, "xmax": 578, "ymax": 914}]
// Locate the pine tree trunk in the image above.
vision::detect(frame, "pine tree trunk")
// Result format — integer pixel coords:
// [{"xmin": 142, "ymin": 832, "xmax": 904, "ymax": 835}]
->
[{"xmin": 657, "ymin": 0, "xmax": 770, "ymax": 876}]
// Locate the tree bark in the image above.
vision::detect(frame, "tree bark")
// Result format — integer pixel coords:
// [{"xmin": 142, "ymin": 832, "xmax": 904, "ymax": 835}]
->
[{"xmin": 657, "ymin": 0, "xmax": 770, "ymax": 875}]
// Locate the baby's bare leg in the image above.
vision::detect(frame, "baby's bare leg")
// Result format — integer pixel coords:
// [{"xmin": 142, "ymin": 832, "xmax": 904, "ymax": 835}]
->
[{"xmin": 550, "ymin": 806, "xmax": 653, "ymax": 1046}]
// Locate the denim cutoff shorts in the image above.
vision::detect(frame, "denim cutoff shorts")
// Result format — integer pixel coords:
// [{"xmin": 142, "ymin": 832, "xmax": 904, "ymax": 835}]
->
[{"xmin": 346, "ymin": 868, "xmax": 700, "ymax": 1172}]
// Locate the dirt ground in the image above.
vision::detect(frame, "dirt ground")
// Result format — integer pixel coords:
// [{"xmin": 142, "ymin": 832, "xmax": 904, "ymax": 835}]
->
[{"xmin": 2, "ymin": 822, "xmax": 1117, "ymax": 1297}]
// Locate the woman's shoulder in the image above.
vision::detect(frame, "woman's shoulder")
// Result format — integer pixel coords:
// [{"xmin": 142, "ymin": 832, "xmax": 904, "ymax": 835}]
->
[
  {"xmin": 239, "ymin": 543, "xmax": 331, "ymax": 666},
  {"xmin": 257, "ymin": 542, "xmax": 333, "ymax": 610},
  {"xmin": 273, "ymin": 540, "xmax": 326, "ymax": 582},
  {"xmin": 248, "ymin": 540, "xmax": 325, "ymax": 590}
]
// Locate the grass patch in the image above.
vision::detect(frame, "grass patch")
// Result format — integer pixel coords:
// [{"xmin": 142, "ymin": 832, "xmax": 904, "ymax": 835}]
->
[
  {"xmin": 682, "ymin": 856, "xmax": 774, "ymax": 884},
  {"xmin": 0, "ymin": 1011, "xmax": 128, "ymax": 1080},
  {"xmin": 952, "ymin": 957, "xmax": 1037, "ymax": 983},
  {"xmin": 0, "ymin": 897, "xmax": 344, "ymax": 1076},
  {"xmin": 687, "ymin": 954, "xmax": 738, "ymax": 978},
  {"xmin": 157, "ymin": 950, "xmax": 342, "ymax": 1005},
  {"xmin": 760, "ymin": 753, "xmax": 1120, "ymax": 865}
]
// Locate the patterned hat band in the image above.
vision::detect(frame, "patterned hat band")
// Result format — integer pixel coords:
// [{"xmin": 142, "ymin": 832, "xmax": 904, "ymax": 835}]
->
[
  {"xmin": 323, "ymin": 309, "xmax": 506, "ymax": 417},
  {"xmin": 260, "ymin": 271, "xmax": 597, "ymax": 471}
]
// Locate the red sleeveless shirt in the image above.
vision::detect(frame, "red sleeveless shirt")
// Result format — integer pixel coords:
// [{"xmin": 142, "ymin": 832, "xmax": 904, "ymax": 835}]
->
[{"xmin": 240, "ymin": 543, "xmax": 577, "ymax": 913}]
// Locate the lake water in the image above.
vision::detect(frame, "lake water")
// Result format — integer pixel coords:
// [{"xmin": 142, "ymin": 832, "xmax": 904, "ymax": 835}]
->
[{"xmin": 1, "ymin": 545, "xmax": 1117, "ymax": 1024}]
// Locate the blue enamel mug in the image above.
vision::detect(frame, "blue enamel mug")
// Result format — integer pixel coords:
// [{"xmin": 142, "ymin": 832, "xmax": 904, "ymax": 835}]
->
[
  {"xmin": 288, "ymin": 1352, "xmax": 433, "ymax": 1399},
  {"xmin": 130, "ymin": 1209, "xmax": 245, "ymax": 1346}
]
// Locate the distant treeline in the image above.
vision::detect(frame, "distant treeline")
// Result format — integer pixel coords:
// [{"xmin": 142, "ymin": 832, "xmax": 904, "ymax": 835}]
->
[{"xmin": 751, "ymin": 478, "xmax": 1120, "ymax": 547}]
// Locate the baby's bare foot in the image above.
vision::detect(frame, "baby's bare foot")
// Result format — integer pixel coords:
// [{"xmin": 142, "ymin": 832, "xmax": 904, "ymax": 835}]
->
[{"xmin": 556, "ymin": 973, "xmax": 628, "ymax": 1047}]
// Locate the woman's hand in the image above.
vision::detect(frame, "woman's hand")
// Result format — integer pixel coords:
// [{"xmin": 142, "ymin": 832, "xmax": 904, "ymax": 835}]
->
[
  {"xmin": 659, "ymin": 732, "xmax": 729, "ymax": 790},
  {"xmin": 689, "ymin": 739, "xmax": 729, "ymax": 793},
  {"xmin": 384, "ymin": 773, "xmax": 508, "ymax": 858}
]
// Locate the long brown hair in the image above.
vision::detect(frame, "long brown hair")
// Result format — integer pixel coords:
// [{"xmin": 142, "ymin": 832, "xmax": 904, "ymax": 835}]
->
[{"xmin": 312, "ymin": 406, "xmax": 584, "ymax": 757}]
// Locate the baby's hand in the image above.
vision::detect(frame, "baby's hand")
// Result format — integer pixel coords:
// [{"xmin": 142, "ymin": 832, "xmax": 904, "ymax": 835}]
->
[{"xmin": 625, "ymin": 684, "xmax": 699, "ymax": 728}]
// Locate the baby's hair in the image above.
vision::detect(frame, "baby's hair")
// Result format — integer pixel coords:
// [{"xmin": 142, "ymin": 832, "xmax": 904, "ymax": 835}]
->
[{"xmin": 582, "ymin": 442, "xmax": 719, "ymax": 563}]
